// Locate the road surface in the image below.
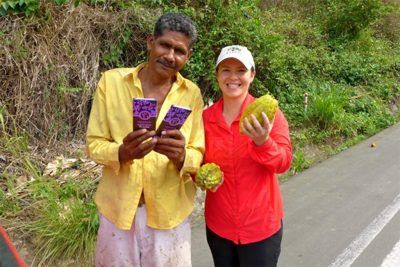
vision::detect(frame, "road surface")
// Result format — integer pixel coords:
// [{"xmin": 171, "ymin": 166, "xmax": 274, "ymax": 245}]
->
[{"xmin": 192, "ymin": 123, "xmax": 400, "ymax": 267}]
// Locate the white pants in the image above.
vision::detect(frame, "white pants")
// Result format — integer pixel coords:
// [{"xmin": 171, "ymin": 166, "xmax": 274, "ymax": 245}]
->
[{"xmin": 95, "ymin": 205, "xmax": 192, "ymax": 267}]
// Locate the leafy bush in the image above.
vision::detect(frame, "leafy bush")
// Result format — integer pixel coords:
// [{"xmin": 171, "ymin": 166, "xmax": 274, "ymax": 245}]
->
[
  {"xmin": 0, "ymin": 0, "xmax": 39, "ymax": 16},
  {"xmin": 322, "ymin": 0, "xmax": 386, "ymax": 39},
  {"xmin": 331, "ymin": 33, "xmax": 395, "ymax": 86}
]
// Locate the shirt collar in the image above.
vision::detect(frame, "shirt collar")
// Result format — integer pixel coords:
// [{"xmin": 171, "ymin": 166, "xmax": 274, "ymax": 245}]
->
[{"xmin": 208, "ymin": 93, "xmax": 255, "ymax": 123}]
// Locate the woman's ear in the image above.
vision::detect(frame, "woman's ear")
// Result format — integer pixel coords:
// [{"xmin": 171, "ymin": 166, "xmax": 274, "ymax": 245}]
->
[{"xmin": 250, "ymin": 70, "xmax": 256, "ymax": 81}]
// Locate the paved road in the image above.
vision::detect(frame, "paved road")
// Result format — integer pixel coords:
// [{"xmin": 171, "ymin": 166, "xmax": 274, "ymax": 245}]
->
[{"xmin": 192, "ymin": 123, "xmax": 400, "ymax": 267}]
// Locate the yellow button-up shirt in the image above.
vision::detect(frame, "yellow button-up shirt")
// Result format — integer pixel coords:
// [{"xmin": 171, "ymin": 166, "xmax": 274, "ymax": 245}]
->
[{"xmin": 86, "ymin": 63, "xmax": 205, "ymax": 230}]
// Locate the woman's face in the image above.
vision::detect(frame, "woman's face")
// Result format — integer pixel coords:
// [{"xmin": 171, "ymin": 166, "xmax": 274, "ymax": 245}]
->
[{"xmin": 216, "ymin": 58, "xmax": 255, "ymax": 100}]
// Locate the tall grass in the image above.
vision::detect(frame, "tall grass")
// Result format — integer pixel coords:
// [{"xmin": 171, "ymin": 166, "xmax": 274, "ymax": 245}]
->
[
  {"xmin": 25, "ymin": 176, "xmax": 99, "ymax": 266},
  {"xmin": 28, "ymin": 197, "xmax": 98, "ymax": 266}
]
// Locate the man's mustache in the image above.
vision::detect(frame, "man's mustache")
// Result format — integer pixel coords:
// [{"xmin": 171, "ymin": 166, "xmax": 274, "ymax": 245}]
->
[{"xmin": 157, "ymin": 59, "xmax": 176, "ymax": 69}]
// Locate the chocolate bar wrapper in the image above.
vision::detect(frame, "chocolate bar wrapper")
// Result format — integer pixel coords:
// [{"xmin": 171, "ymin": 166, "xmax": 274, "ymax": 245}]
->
[
  {"xmin": 133, "ymin": 98, "xmax": 157, "ymax": 131},
  {"xmin": 156, "ymin": 105, "xmax": 192, "ymax": 136}
]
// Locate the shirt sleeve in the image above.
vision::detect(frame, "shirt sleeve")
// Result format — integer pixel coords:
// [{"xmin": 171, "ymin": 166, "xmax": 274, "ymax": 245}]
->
[
  {"xmin": 180, "ymin": 90, "xmax": 205, "ymax": 179},
  {"xmin": 247, "ymin": 109, "xmax": 292, "ymax": 174},
  {"xmin": 86, "ymin": 73, "xmax": 124, "ymax": 174}
]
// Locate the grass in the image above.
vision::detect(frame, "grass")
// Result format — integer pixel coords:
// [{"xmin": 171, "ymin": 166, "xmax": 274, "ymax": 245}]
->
[
  {"xmin": 0, "ymin": 174, "xmax": 22, "ymax": 217},
  {"xmin": 22, "ymin": 165, "xmax": 100, "ymax": 266},
  {"xmin": 0, "ymin": 157, "xmax": 100, "ymax": 266},
  {"xmin": 27, "ymin": 196, "xmax": 98, "ymax": 266},
  {"xmin": 1, "ymin": 125, "xmax": 100, "ymax": 266}
]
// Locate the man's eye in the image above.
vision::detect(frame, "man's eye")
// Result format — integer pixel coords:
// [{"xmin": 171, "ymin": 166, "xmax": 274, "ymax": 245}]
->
[
  {"xmin": 176, "ymin": 49, "xmax": 186, "ymax": 55},
  {"xmin": 161, "ymin": 43, "xmax": 171, "ymax": 49}
]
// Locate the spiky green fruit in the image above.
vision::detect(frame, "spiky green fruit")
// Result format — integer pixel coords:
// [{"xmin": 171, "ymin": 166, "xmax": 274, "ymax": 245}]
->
[
  {"xmin": 195, "ymin": 163, "xmax": 223, "ymax": 191},
  {"xmin": 240, "ymin": 94, "xmax": 278, "ymax": 133}
]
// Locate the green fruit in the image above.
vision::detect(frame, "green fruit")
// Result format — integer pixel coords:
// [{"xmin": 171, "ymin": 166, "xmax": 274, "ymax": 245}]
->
[
  {"xmin": 240, "ymin": 94, "xmax": 278, "ymax": 133},
  {"xmin": 195, "ymin": 163, "xmax": 223, "ymax": 190}
]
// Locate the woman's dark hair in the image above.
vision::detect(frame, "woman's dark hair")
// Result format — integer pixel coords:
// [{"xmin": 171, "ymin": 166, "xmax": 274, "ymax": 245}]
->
[{"xmin": 154, "ymin": 12, "xmax": 198, "ymax": 48}]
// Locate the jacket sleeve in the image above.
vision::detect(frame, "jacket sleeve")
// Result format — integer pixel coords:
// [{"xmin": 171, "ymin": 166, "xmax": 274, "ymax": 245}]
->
[
  {"xmin": 247, "ymin": 109, "xmax": 292, "ymax": 174},
  {"xmin": 86, "ymin": 73, "xmax": 123, "ymax": 174},
  {"xmin": 180, "ymin": 90, "xmax": 205, "ymax": 179}
]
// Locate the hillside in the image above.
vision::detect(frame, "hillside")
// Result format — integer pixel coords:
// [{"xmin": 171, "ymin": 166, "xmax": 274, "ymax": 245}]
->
[{"xmin": 1, "ymin": 0, "xmax": 400, "ymax": 265}]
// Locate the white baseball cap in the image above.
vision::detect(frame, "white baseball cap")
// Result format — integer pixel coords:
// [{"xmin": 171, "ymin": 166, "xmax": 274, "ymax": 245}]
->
[{"xmin": 216, "ymin": 45, "xmax": 255, "ymax": 70}]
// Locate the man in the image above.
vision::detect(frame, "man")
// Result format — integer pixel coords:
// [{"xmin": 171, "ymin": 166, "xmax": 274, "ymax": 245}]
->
[{"xmin": 86, "ymin": 12, "xmax": 204, "ymax": 267}]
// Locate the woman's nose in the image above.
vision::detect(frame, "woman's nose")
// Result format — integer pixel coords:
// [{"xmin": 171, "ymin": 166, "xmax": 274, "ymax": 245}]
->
[{"xmin": 228, "ymin": 71, "xmax": 239, "ymax": 79}]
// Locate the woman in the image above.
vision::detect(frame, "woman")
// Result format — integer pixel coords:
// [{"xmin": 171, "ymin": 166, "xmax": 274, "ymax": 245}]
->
[{"xmin": 202, "ymin": 45, "xmax": 292, "ymax": 266}]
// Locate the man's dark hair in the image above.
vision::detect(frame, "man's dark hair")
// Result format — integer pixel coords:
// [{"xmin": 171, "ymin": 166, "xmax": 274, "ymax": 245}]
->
[{"xmin": 154, "ymin": 12, "xmax": 198, "ymax": 48}]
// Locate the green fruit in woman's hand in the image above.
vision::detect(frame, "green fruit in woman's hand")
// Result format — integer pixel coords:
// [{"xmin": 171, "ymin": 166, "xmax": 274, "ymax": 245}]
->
[
  {"xmin": 240, "ymin": 94, "xmax": 278, "ymax": 133},
  {"xmin": 195, "ymin": 163, "xmax": 223, "ymax": 191}
]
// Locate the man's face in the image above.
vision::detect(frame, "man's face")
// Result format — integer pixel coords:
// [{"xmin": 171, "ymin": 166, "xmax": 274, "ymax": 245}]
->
[{"xmin": 147, "ymin": 30, "xmax": 192, "ymax": 79}]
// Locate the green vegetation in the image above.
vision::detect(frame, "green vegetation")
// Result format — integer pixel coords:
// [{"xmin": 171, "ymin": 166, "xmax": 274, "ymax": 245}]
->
[
  {"xmin": 0, "ymin": 129, "xmax": 99, "ymax": 266},
  {"xmin": 27, "ymin": 177, "xmax": 98, "ymax": 266},
  {"xmin": 1, "ymin": 0, "xmax": 400, "ymax": 265}
]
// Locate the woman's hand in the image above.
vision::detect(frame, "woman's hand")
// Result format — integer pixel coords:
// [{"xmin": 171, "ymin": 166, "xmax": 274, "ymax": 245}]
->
[
  {"xmin": 209, "ymin": 175, "xmax": 224, "ymax": 192},
  {"xmin": 240, "ymin": 112, "xmax": 273, "ymax": 146}
]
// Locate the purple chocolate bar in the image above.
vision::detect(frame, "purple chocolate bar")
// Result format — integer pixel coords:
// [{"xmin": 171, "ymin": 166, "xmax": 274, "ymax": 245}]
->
[
  {"xmin": 133, "ymin": 98, "xmax": 157, "ymax": 131},
  {"xmin": 156, "ymin": 105, "xmax": 192, "ymax": 136}
]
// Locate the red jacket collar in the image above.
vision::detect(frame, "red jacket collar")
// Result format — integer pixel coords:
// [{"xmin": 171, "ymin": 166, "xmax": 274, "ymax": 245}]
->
[{"xmin": 207, "ymin": 93, "xmax": 255, "ymax": 123}]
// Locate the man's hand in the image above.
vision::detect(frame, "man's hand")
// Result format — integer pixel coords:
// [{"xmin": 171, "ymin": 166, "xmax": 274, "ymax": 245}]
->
[
  {"xmin": 240, "ymin": 112, "xmax": 273, "ymax": 146},
  {"xmin": 119, "ymin": 129, "xmax": 157, "ymax": 163},
  {"xmin": 154, "ymin": 129, "xmax": 186, "ymax": 170}
]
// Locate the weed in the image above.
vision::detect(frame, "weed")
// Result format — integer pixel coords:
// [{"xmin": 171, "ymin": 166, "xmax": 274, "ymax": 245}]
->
[
  {"xmin": 4, "ymin": 135, "xmax": 29, "ymax": 157},
  {"xmin": 0, "ymin": 103, "xmax": 6, "ymax": 132},
  {"xmin": 304, "ymin": 84, "xmax": 349, "ymax": 132},
  {"xmin": 0, "ymin": 174, "xmax": 22, "ymax": 217},
  {"xmin": 28, "ymin": 198, "xmax": 98, "ymax": 266},
  {"xmin": 290, "ymin": 150, "xmax": 311, "ymax": 175}
]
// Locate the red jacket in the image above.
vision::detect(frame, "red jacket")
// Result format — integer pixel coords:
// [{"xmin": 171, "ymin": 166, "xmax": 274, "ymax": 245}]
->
[{"xmin": 203, "ymin": 94, "xmax": 292, "ymax": 244}]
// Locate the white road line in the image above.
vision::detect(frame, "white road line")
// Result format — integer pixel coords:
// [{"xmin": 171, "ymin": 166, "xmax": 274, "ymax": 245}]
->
[
  {"xmin": 380, "ymin": 239, "xmax": 400, "ymax": 267},
  {"xmin": 329, "ymin": 193, "xmax": 400, "ymax": 267}
]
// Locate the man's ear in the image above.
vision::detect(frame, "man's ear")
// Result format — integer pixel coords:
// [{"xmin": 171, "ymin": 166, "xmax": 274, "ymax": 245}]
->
[
  {"xmin": 187, "ymin": 49, "xmax": 193, "ymax": 60},
  {"xmin": 146, "ymin": 34, "xmax": 154, "ymax": 50}
]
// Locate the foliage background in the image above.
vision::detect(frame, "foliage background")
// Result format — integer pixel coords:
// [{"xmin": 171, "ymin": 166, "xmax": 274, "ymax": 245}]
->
[{"xmin": 1, "ymin": 0, "xmax": 400, "ymax": 265}]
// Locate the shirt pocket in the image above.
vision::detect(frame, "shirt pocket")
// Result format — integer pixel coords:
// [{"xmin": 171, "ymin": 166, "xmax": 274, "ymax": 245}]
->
[{"xmin": 205, "ymin": 136, "xmax": 227, "ymax": 164}]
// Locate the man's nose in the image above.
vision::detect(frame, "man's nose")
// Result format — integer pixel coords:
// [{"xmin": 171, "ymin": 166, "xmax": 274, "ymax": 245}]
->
[{"xmin": 165, "ymin": 49, "xmax": 175, "ymax": 62}]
